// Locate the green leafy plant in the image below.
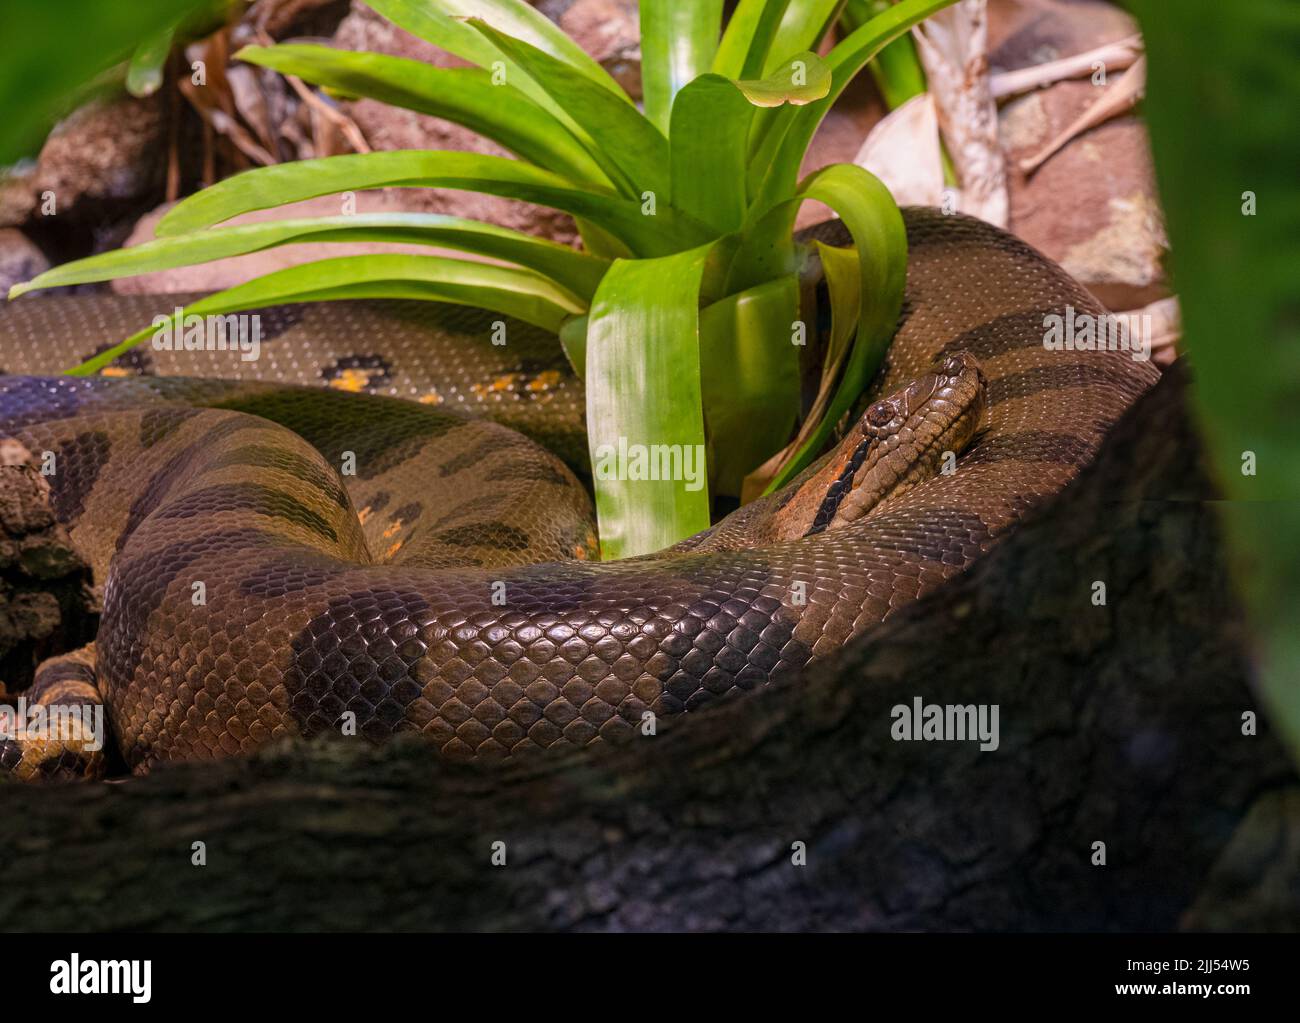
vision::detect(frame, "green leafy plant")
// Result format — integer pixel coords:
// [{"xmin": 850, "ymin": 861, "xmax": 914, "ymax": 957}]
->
[{"xmin": 12, "ymin": 0, "xmax": 958, "ymax": 558}]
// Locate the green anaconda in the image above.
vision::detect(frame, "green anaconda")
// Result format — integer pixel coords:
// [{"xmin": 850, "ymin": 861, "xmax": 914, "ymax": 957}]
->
[{"xmin": 0, "ymin": 209, "xmax": 1159, "ymax": 778}]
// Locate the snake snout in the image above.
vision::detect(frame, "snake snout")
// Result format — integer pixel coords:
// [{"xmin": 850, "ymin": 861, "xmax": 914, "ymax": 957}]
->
[{"xmin": 780, "ymin": 351, "xmax": 987, "ymax": 538}]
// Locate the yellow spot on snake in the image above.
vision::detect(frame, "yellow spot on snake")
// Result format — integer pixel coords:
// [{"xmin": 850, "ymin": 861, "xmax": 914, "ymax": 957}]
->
[
  {"xmin": 328, "ymin": 369, "xmax": 371, "ymax": 393},
  {"xmin": 471, "ymin": 374, "xmax": 522, "ymax": 399},
  {"xmin": 418, "ymin": 391, "xmax": 444, "ymax": 405},
  {"xmin": 100, "ymin": 366, "xmax": 132, "ymax": 378},
  {"xmin": 573, "ymin": 530, "xmax": 599, "ymax": 561},
  {"xmin": 358, "ymin": 506, "xmax": 373, "ymax": 525},
  {"xmin": 384, "ymin": 540, "xmax": 403, "ymax": 560},
  {"xmin": 382, "ymin": 520, "xmax": 403, "ymax": 539},
  {"xmin": 527, "ymin": 370, "xmax": 562, "ymax": 392}
]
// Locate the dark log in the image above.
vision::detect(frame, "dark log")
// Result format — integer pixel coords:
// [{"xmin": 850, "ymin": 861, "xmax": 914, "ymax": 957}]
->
[{"xmin": 0, "ymin": 363, "xmax": 1295, "ymax": 931}]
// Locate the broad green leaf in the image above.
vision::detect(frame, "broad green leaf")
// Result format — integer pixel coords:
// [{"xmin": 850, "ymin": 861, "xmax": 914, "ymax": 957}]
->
[
  {"xmin": 236, "ymin": 44, "xmax": 609, "ymax": 188},
  {"xmin": 758, "ymin": 241, "xmax": 860, "ymax": 495},
  {"xmin": 730, "ymin": 164, "xmax": 906, "ymax": 491},
  {"xmin": 669, "ymin": 75, "xmax": 754, "ymax": 232},
  {"xmin": 699, "ymin": 275, "xmax": 802, "ymax": 497},
  {"xmin": 467, "ymin": 18, "xmax": 670, "ymax": 200},
  {"xmin": 11, "ymin": 213, "xmax": 608, "ymax": 303},
  {"xmin": 1132, "ymin": 0, "xmax": 1300, "ymax": 757},
  {"xmin": 126, "ymin": 24, "xmax": 174, "ymax": 98},
  {"xmin": 153, "ymin": 151, "xmax": 711, "ymax": 257},
  {"xmin": 734, "ymin": 50, "xmax": 831, "ymax": 106},
  {"xmin": 557, "ymin": 313, "xmax": 589, "ymax": 378},
  {"xmin": 572, "ymin": 274, "xmax": 800, "ymax": 493},
  {"xmin": 66, "ymin": 255, "xmax": 585, "ymax": 376},
  {"xmin": 365, "ymin": 0, "xmax": 625, "ymax": 100},
  {"xmin": 739, "ymin": 240, "xmax": 859, "ymax": 500},
  {"xmin": 748, "ymin": 0, "xmax": 957, "ymax": 218},
  {"xmin": 586, "ymin": 245, "xmax": 716, "ymax": 559},
  {"xmin": 640, "ymin": 0, "xmax": 724, "ymax": 134},
  {"xmin": 714, "ymin": 0, "xmax": 793, "ymax": 79}
]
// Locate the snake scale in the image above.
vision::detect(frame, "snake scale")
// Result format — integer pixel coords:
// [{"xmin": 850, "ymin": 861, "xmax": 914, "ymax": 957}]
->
[{"xmin": 0, "ymin": 209, "xmax": 1158, "ymax": 778}]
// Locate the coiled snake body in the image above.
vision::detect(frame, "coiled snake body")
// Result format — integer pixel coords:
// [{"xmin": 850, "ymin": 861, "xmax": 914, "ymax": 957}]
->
[{"xmin": 0, "ymin": 210, "xmax": 1158, "ymax": 777}]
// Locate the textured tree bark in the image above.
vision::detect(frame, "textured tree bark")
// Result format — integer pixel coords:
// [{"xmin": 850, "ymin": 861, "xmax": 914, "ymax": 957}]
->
[{"xmin": 0, "ymin": 363, "xmax": 1294, "ymax": 931}]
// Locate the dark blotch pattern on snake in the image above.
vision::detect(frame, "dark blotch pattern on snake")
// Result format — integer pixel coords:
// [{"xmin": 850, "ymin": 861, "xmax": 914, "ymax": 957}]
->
[{"xmin": 0, "ymin": 210, "xmax": 1158, "ymax": 775}]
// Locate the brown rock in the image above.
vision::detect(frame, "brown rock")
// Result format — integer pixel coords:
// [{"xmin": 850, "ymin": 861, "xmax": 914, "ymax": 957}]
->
[
  {"xmin": 0, "ymin": 163, "xmax": 37, "ymax": 227},
  {"xmin": 988, "ymin": 0, "xmax": 1136, "ymax": 73},
  {"xmin": 0, "ymin": 229, "xmax": 50, "ymax": 297},
  {"xmin": 991, "ymin": 0, "xmax": 1168, "ymax": 308},
  {"xmin": 1000, "ymin": 82, "xmax": 1166, "ymax": 309},
  {"xmin": 0, "ymin": 94, "xmax": 168, "ymax": 230}
]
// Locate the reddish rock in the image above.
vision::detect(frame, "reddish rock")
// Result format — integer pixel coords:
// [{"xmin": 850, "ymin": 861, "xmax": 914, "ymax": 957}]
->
[
  {"xmin": 990, "ymin": 0, "xmax": 1167, "ymax": 309},
  {"xmin": 558, "ymin": 0, "xmax": 641, "ymax": 99}
]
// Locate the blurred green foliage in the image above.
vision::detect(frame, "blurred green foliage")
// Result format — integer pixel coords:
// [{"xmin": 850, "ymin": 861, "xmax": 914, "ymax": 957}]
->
[
  {"xmin": 0, "ymin": 0, "xmax": 219, "ymax": 164},
  {"xmin": 1133, "ymin": 0, "xmax": 1300, "ymax": 759}
]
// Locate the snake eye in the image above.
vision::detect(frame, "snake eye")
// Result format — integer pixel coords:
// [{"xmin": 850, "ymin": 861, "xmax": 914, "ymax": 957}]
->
[
  {"xmin": 943, "ymin": 355, "xmax": 966, "ymax": 376},
  {"xmin": 866, "ymin": 402, "xmax": 894, "ymax": 428}
]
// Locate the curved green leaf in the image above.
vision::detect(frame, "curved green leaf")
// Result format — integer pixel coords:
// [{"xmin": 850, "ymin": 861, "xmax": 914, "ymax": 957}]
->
[
  {"xmin": 699, "ymin": 275, "xmax": 802, "ymax": 497},
  {"xmin": 734, "ymin": 50, "xmax": 831, "ymax": 106},
  {"xmin": 844, "ymin": 0, "xmax": 928, "ymax": 110},
  {"xmin": 586, "ymin": 245, "xmax": 716, "ymax": 559},
  {"xmin": 778, "ymin": 167, "xmax": 905, "ymax": 488},
  {"xmin": 714, "ymin": 0, "xmax": 793, "ymax": 79},
  {"xmin": 729, "ymin": 163, "xmax": 906, "ymax": 491},
  {"xmin": 153, "ymin": 151, "xmax": 710, "ymax": 257},
  {"xmin": 669, "ymin": 75, "xmax": 754, "ymax": 232},
  {"xmin": 679, "ymin": 53, "xmax": 829, "ymax": 226},
  {"xmin": 365, "ymin": 0, "xmax": 625, "ymax": 102},
  {"xmin": 762, "ymin": 0, "xmax": 842, "ymax": 75},
  {"xmin": 640, "ymin": 0, "xmax": 724, "ymax": 134},
  {"xmin": 126, "ymin": 24, "xmax": 174, "ymax": 98},
  {"xmin": 236, "ymin": 44, "xmax": 609, "ymax": 188},
  {"xmin": 752, "ymin": 240, "xmax": 859, "ymax": 496},
  {"xmin": 11, "ymin": 213, "xmax": 609, "ymax": 303},
  {"xmin": 749, "ymin": 0, "xmax": 957, "ymax": 217},
  {"xmin": 66, "ymin": 254, "xmax": 585, "ymax": 376},
  {"xmin": 467, "ymin": 18, "xmax": 670, "ymax": 200}
]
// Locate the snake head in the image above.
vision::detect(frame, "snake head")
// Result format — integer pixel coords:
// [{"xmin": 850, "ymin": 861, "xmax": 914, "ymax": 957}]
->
[{"xmin": 772, "ymin": 350, "xmax": 987, "ymax": 539}]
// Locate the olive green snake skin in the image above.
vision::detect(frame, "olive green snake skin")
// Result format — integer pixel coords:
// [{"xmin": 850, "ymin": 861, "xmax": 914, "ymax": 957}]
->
[{"xmin": 0, "ymin": 210, "xmax": 1158, "ymax": 778}]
